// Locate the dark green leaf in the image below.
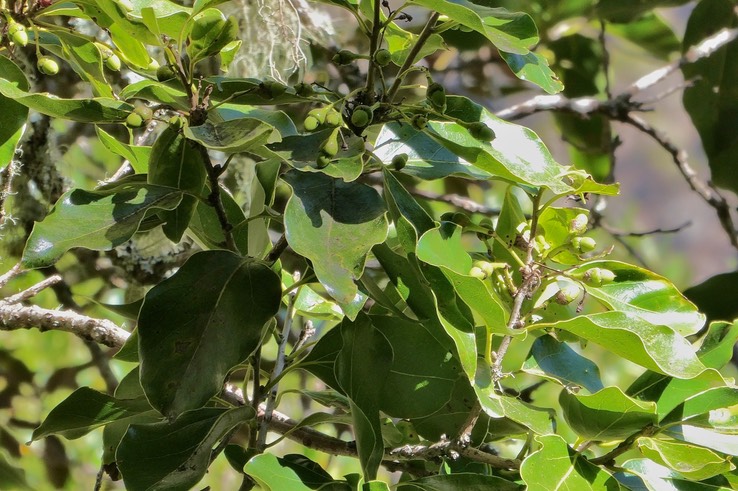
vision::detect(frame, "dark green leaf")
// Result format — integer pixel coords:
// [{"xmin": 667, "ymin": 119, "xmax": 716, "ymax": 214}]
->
[
  {"xmin": 119, "ymin": 80, "xmax": 190, "ymax": 110},
  {"xmin": 532, "ymin": 312, "xmax": 706, "ymax": 379},
  {"xmin": 214, "ymin": 104, "xmax": 297, "ymax": 136},
  {"xmin": 32, "ymin": 387, "xmax": 155, "ymax": 441},
  {"xmin": 188, "ymin": 190, "xmax": 249, "ymax": 254},
  {"xmin": 571, "ymin": 261, "xmax": 705, "ymax": 337},
  {"xmin": 283, "ymin": 170, "xmax": 387, "ymax": 319},
  {"xmin": 148, "ymin": 126, "xmax": 207, "ymax": 242},
  {"xmin": 522, "ymin": 335, "xmax": 604, "ymax": 393},
  {"xmin": 22, "ymin": 182, "xmax": 183, "ymax": 268},
  {"xmin": 560, "ymin": 386, "xmax": 657, "ymax": 440},
  {"xmin": 521, "ymin": 434, "xmax": 624, "ymax": 490},
  {"xmin": 382, "ymin": 168, "xmax": 435, "ymax": 252},
  {"xmin": 0, "ymin": 77, "xmax": 132, "ymax": 123},
  {"xmin": 138, "ymin": 250, "xmax": 281, "ymax": 417},
  {"xmin": 184, "ymin": 118, "xmax": 277, "ymax": 153},
  {"xmin": 40, "ymin": 29, "xmax": 113, "ymax": 97},
  {"xmin": 117, "ymin": 406, "xmax": 254, "ymax": 491},
  {"xmin": 244, "ymin": 453, "xmax": 343, "ymax": 490},
  {"xmin": 335, "ymin": 314, "xmax": 393, "ymax": 481},
  {"xmin": 685, "ymin": 272, "xmax": 738, "ymax": 323},
  {"xmin": 636, "ymin": 437, "xmax": 733, "ymax": 481},
  {"xmin": 205, "ymin": 77, "xmax": 305, "ymax": 105},
  {"xmin": 607, "ymin": 13, "xmax": 680, "ymax": 60},
  {"xmin": 500, "ymin": 51, "xmax": 563, "ymax": 94},
  {"xmin": 0, "ymin": 56, "xmax": 28, "ymax": 170},
  {"xmin": 96, "ymin": 126, "xmax": 150, "ymax": 173},
  {"xmin": 397, "ymin": 473, "xmax": 522, "ymax": 491},
  {"xmin": 682, "ymin": 0, "xmax": 738, "ymax": 194}
]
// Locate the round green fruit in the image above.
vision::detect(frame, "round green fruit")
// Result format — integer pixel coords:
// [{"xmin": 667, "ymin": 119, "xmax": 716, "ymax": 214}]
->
[
  {"xmin": 571, "ymin": 236, "xmax": 596, "ymax": 253},
  {"xmin": 351, "ymin": 105, "xmax": 373, "ymax": 128},
  {"xmin": 568, "ymin": 213, "xmax": 589, "ymax": 235},
  {"xmin": 554, "ymin": 284, "xmax": 582, "ymax": 305},
  {"xmin": 125, "ymin": 113, "xmax": 144, "ymax": 128},
  {"xmin": 391, "ymin": 153, "xmax": 408, "ymax": 171},
  {"xmin": 374, "ymin": 49, "xmax": 391, "ymax": 67},
  {"xmin": 105, "ymin": 53, "xmax": 122, "ymax": 71},
  {"xmin": 468, "ymin": 122, "xmax": 495, "ymax": 142},
  {"xmin": 9, "ymin": 23, "xmax": 28, "ymax": 47},
  {"xmin": 332, "ymin": 49, "xmax": 357, "ymax": 65},
  {"xmin": 321, "ymin": 130, "xmax": 340, "ymax": 157},
  {"xmin": 304, "ymin": 115, "xmax": 320, "ymax": 132},
  {"xmin": 472, "ymin": 260, "xmax": 496, "ymax": 277},
  {"xmin": 134, "ymin": 105, "xmax": 154, "ymax": 121},
  {"xmin": 316, "ymin": 154, "xmax": 331, "ymax": 169},
  {"xmin": 294, "ymin": 82, "xmax": 314, "ymax": 97},
  {"xmin": 469, "ymin": 266, "xmax": 487, "ymax": 280},
  {"xmin": 325, "ymin": 109, "xmax": 341, "ymax": 127},
  {"xmin": 156, "ymin": 65, "xmax": 177, "ymax": 82},
  {"xmin": 583, "ymin": 268, "xmax": 615, "ymax": 286},
  {"xmin": 260, "ymin": 81, "xmax": 287, "ymax": 99},
  {"xmin": 37, "ymin": 56, "xmax": 59, "ymax": 76}
]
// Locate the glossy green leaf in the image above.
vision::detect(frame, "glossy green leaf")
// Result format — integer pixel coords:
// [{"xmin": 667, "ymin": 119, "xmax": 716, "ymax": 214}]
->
[
  {"xmin": 522, "ymin": 335, "xmax": 604, "ymax": 393},
  {"xmin": 682, "ymin": 0, "xmax": 738, "ymax": 194},
  {"xmin": 571, "ymin": 261, "xmax": 705, "ymax": 337},
  {"xmin": 186, "ymin": 8, "xmax": 239, "ymax": 62},
  {"xmin": 0, "ymin": 56, "xmax": 28, "ymax": 171},
  {"xmin": 214, "ymin": 104, "xmax": 297, "ymax": 136},
  {"xmin": 381, "ymin": 168, "xmax": 435, "ymax": 252},
  {"xmin": 560, "ymin": 386, "xmax": 657, "ymax": 440},
  {"xmin": 119, "ymin": 0, "xmax": 191, "ymax": 39},
  {"xmin": 22, "ymin": 181, "xmax": 183, "ymax": 269},
  {"xmin": 500, "ymin": 51, "xmax": 563, "ymax": 94},
  {"xmin": 119, "ymin": 80, "xmax": 190, "ymax": 110},
  {"xmin": 397, "ymin": 473, "xmax": 522, "ymax": 491},
  {"xmin": 117, "ymin": 406, "xmax": 253, "ymax": 491},
  {"xmin": 663, "ymin": 386, "xmax": 738, "ymax": 426},
  {"xmin": 531, "ymin": 312, "xmax": 706, "ymax": 379},
  {"xmin": 32, "ymin": 387, "xmax": 154, "ymax": 441},
  {"xmin": 411, "ymin": 1, "xmax": 537, "ymax": 54},
  {"xmin": 538, "ymin": 206, "xmax": 588, "ymax": 265},
  {"xmin": 695, "ymin": 321, "xmax": 738, "ymax": 369},
  {"xmin": 283, "ymin": 170, "xmax": 387, "ymax": 319},
  {"xmin": 475, "ymin": 384, "xmax": 555, "ymax": 435},
  {"xmin": 205, "ymin": 77, "xmax": 305, "ymax": 105},
  {"xmin": 521, "ymin": 434, "xmax": 624, "ymax": 490},
  {"xmin": 244, "ymin": 453, "xmax": 341, "ymax": 490},
  {"xmin": 41, "ymin": 29, "xmax": 113, "ymax": 97},
  {"xmin": 148, "ymin": 126, "xmax": 208, "ymax": 241},
  {"xmin": 384, "ymin": 22, "xmax": 445, "ymax": 66},
  {"xmin": 417, "ymin": 223, "xmax": 471, "ymax": 275},
  {"xmin": 335, "ymin": 314, "xmax": 392, "ymax": 481},
  {"xmin": 373, "ymin": 123, "xmax": 492, "ymax": 181},
  {"xmin": 436, "ymin": 96, "xmax": 574, "ymax": 194},
  {"xmin": 96, "ymin": 126, "xmax": 150, "ymax": 173},
  {"xmin": 622, "ymin": 458, "xmax": 732, "ymax": 491},
  {"xmin": 0, "ymin": 77, "xmax": 132, "ymax": 123},
  {"xmin": 637, "ymin": 437, "xmax": 734, "ymax": 481},
  {"xmin": 184, "ymin": 118, "xmax": 277, "ymax": 153},
  {"xmin": 138, "ymin": 250, "xmax": 281, "ymax": 417},
  {"xmin": 666, "ymin": 424, "xmax": 738, "ymax": 457}
]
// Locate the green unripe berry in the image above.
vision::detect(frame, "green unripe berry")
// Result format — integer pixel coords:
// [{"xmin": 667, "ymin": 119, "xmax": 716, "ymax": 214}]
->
[
  {"xmin": 468, "ymin": 122, "xmax": 495, "ymax": 142},
  {"xmin": 156, "ymin": 65, "xmax": 177, "ymax": 82},
  {"xmin": 374, "ymin": 48, "xmax": 391, "ymax": 67},
  {"xmin": 304, "ymin": 115, "xmax": 320, "ymax": 132},
  {"xmin": 320, "ymin": 129, "xmax": 340, "ymax": 157},
  {"xmin": 391, "ymin": 153, "xmax": 408, "ymax": 171},
  {"xmin": 105, "ymin": 53, "xmax": 121, "ymax": 71},
  {"xmin": 134, "ymin": 105, "xmax": 154, "ymax": 121},
  {"xmin": 472, "ymin": 260, "xmax": 496, "ymax": 277},
  {"xmin": 9, "ymin": 23, "xmax": 28, "ymax": 47},
  {"xmin": 294, "ymin": 82, "xmax": 314, "ymax": 97},
  {"xmin": 571, "ymin": 236, "xmax": 596, "ymax": 253},
  {"xmin": 478, "ymin": 217, "xmax": 494, "ymax": 230},
  {"xmin": 316, "ymin": 154, "xmax": 331, "ymax": 168},
  {"xmin": 426, "ymin": 82, "xmax": 446, "ymax": 110},
  {"xmin": 412, "ymin": 114, "xmax": 428, "ymax": 130},
  {"xmin": 37, "ymin": 56, "xmax": 59, "ymax": 76},
  {"xmin": 332, "ymin": 49, "xmax": 358, "ymax": 65},
  {"xmin": 307, "ymin": 108, "xmax": 326, "ymax": 125},
  {"xmin": 259, "ymin": 81, "xmax": 287, "ymax": 99},
  {"xmin": 554, "ymin": 284, "xmax": 582, "ymax": 305},
  {"xmin": 569, "ymin": 213, "xmax": 589, "ymax": 235},
  {"xmin": 125, "ymin": 112, "xmax": 144, "ymax": 128},
  {"xmin": 351, "ymin": 105, "xmax": 373, "ymax": 128},
  {"xmin": 583, "ymin": 268, "xmax": 616, "ymax": 286},
  {"xmin": 469, "ymin": 266, "xmax": 487, "ymax": 280},
  {"xmin": 325, "ymin": 109, "xmax": 341, "ymax": 127}
]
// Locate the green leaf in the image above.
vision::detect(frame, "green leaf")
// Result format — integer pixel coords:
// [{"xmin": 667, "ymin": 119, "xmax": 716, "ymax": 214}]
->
[
  {"xmin": 571, "ymin": 260, "xmax": 705, "ymax": 337},
  {"xmin": 499, "ymin": 51, "xmax": 563, "ymax": 94},
  {"xmin": 119, "ymin": 80, "xmax": 190, "ymax": 110},
  {"xmin": 186, "ymin": 8, "xmax": 239, "ymax": 62},
  {"xmin": 148, "ymin": 126, "xmax": 207, "ymax": 242},
  {"xmin": 214, "ymin": 104, "xmax": 297, "ymax": 136},
  {"xmin": 117, "ymin": 406, "xmax": 254, "ymax": 491},
  {"xmin": 381, "ymin": 168, "xmax": 435, "ymax": 252},
  {"xmin": 138, "ymin": 250, "xmax": 281, "ymax": 417},
  {"xmin": 622, "ymin": 458, "xmax": 732, "ymax": 491},
  {"xmin": 206, "ymin": 77, "xmax": 304, "ymax": 105},
  {"xmin": 0, "ymin": 77, "xmax": 132, "ymax": 123},
  {"xmin": 184, "ymin": 118, "xmax": 277, "ymax": 153},
  {"xmin": 475, "ymin": 384, "xmax": 555, "ymax": 435},
  {"xmin": 244, "ymin": 453, "xmax": 342, "ymax": 490},
  {"xmin": 335, "ymin": 314, "xmax": 392, "ymax": 481},
  {"xmin": 435, "ymin": 96, "xmax": 575, "ymax": 194},
  {"xmin": 538, "ymin": 206, "xmax": 588, "ymax": 265},
  {"xmin": 397, "ymin": 473, "xmax": 522, "ymax": 491},
  {"xmin": 597, "ymin": 0, "xmax": 690, "ymax": 23},
  {"xmin": 560, "ymin": 386, "xmax": 657, "ymax": 440},
  {"xmin": 522, "ymin": 335, "xmax": 604, "ymax": 393},
  {"xmin": 686, "ymin": 272, "xmax": 738, "ymax": 324},
  {"xmin": 607, "ymin": 13, "xmax": 681, "ymax": 60},
  {"xmin": 32, "ymin": 387, "xmax": 154, "ymax": 442},
  {"xmin": 22, "ymin": 182, "xmax": 183, "ymax": 269},
  {"xmin": 188, "ymin": 190, "xmax": 249, "ymax": 254},
  {"xmin": 695, "ymin": 320, "xmax": 738, "ymax": 369},
  {"xmin": 662, "ymin": 386, "xmax": 738, "ymax": 426},
  {"xmin": 411, "ymin": 1, "xmax": 537, "ymax": 54},
  {"xmin": 0, "ymin": 56, "xmax": 28, "ymax": 171},
  {"xmin": 0, "ymin": 452, "xmax": 30, "ymax": 491},
  {"xmin": 521, "ymin": 434, "xmax": 624, "ymax": 490},
  {"xmin": 637, "ymin": 437, "xmax": 735, "ymax": 481},
  {"xmin": 531, "ymin": 312, "xmax": 706, "ymax": 379},
  {"xmin": 417, "ymin": 222, "xmax": 471, "ymax": 275},
  {"xmin": 283, "ymin": 170, "xmax": 387, "ymax": 319},
  {"xmin": 682, "ymin": 0, "xmax": 738, "ymax": 194},
  {"xmin": 96, "ymin": 126, "xmax": 150, "ymax": 173},
  {"xmin": 373, "ymin": 123, "xmax": 492, "ymax": 181},
  {"xmin": 40, "ymin": 29, "xmax": 113, "ymax": 97}
]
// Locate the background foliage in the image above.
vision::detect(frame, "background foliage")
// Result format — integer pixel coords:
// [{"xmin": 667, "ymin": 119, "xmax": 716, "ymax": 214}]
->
[{"xmin": 1, "ymin": 0, "xmax": 738, "ymax": 489}]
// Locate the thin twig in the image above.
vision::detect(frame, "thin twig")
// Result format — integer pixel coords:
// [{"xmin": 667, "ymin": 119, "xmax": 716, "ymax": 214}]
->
[
  {"xmin": 3, "ymin": 275, "xmax": 61, "ymax": 304},
  {"xmin": 0, "ymin": 263, "xmax": 24, "ymax": 289},
  {"xmin": 387, "ymin": 12, "xmax": 440, "ymax": 101},
  {"xmin": 265, "ymin": 234, "xmax": 289, "ymax": 264},
  {"xmin": 197, "ymin": 145, "xmax": 237, "ymax": 252},
  {"xmin": 601, "ymin": 220, "xmax": 691, "ymax": 238}
]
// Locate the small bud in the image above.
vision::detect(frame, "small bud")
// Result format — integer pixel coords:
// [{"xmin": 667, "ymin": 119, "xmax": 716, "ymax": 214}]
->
[
  {"xmin": 9, "ymin": 23, "xmax": 28, "ymax": 47},
  {"xmin": 571, "ymin": 236, "xmax": 596, "ymax": 253},
  {"xmin": 426, "ymin": 82, "xmax": 446, "ymax": 110},
  {"xmin": 304, "ymin": 115, "xmax": 320, "ymax": 132},
  {"xmin": 583, "ymin": 268, "xmax": 615, "ymax": 286},
  {"xmin": 125, "ymin": 112, "xmax": 144, "ymax": 128},
  {"xmin": 351, "ymin": 105, "xmax": 373, "ymax": 128},
  {"xmin": 294, "ymin": 82, "xmax": 314, "ymax": 97},
  {"xmin": 554, "ymin": 284, "xmax": 582, "ymax": 305},
  {"xmin": 105, "ymin": 53, "xmax": 121, "ymax": 71},
  {"xmin": 468, "ymin": 122, "xmax": 495, "ymax": 142},
  {"xmin": 412, "ymin": 114, "xmax": 428, "ymax": 130},
  {"xmin": 469, "ymin": 266, "xmax": 487, "ymax": 280},
  {"xmin": 569, "ymin": 213, "xmax": 589, "ymax": 235},
  {"xmin": 332, "ymin": 49, "xmax": 358, "ymax": 65},
  {"xmin": 37, "ymin": 56, "xmax": 59, "ymax": 76},
  {"xmin": 325, "ymin": 109, "xmax": 342, "ymax": 127}
]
